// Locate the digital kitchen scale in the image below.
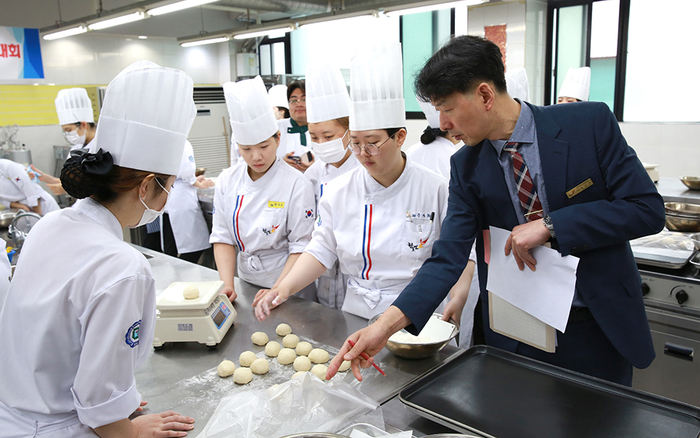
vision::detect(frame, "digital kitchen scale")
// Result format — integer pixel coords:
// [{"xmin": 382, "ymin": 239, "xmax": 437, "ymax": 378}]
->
[{"xmin": 153, "ymin": 281, "xmax": 236, "ymax": 348}]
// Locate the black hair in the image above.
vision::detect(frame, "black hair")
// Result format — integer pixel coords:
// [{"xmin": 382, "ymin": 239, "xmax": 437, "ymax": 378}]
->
[
  {"xmin": 420, "ymin": 126, "xmax": 448, "ymax": 144},
  {"xmin": 385, "ymin": 127, "xmax": 406, "ymax": 138},
  {"xmin": 415, "ymin": 35, "xmax": 507, "ymax": 103},
  {"xmin": 286, "ymin": 80, "xmax": 306, "ymax": 101},
  {"xmin": 277, "ymin": 106, "xmax": 290, "ymax": 118},
  {"xmin": 61, "ymin": 159, "xmax": 168, "ymax": 202}
]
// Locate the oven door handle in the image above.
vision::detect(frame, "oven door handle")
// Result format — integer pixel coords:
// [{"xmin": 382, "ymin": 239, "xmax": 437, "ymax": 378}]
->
[{"xmin": 664, "ymin": 343, "xmax": 694, "ymax": 361}]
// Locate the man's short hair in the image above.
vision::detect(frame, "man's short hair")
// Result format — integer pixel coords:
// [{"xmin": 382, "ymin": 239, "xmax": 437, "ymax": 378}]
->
[
  {"xmin": 415, "ymin": 35, "xmax": 507, "ymax": 103},
  {"xmin": 287, "ymin": 80, "xmax": 306, "ymax": 101}
]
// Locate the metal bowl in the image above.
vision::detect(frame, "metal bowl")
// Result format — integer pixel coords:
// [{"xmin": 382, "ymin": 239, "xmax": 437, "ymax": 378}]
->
[
  {"xmin": 680, "ymin": 176, "xmax": 700, "ymax": 191},
  {"xmin": 664, "ymin": 203, "xmax": 700, "ymax": 232},
  {"xmin": 0, "ymin": 209, "xmax": 20, "ymax": 228},
  {"xmin": 369, "ymin": 313, "xmax": 459, "ymax": 359}
]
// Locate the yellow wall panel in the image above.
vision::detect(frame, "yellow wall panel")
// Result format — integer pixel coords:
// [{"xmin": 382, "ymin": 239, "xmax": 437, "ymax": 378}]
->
[{"xmin": 0, "ymin": 85, "xmax": 102, "ymax": 127}]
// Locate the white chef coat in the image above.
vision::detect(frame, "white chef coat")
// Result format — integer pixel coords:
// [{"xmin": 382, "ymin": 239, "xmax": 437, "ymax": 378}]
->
[
  {"xmin": 163, "ymin": 141, "xmax": 210, "ymax": 254},
  {"xmin": 277, "ymin": 118, "xmax": 312, "ymax": 160},
  {"xmin": 305, "ymin": 157, "xmax": 449, "ymax": 319},
  {"xmin": 210, "ymin": 158, "xmax": 315, "ymax": 288},
  {"xmin": 0, "ymin": 159, "xmax": 59, "ymax": 215},
  {"xmin": 0, "ymin": 197, "xmax": 155, "ymax": 436},
  {"xmin": 406, "ymin": 136, "xmax": 460, "ymax": 180},
  {"xmin": 304, "ymin": 155, "xmax": 360, "ymax": 309},
  {"xmin": 0, "ymin": 240, "xmax": 10, "ymax": 306}
]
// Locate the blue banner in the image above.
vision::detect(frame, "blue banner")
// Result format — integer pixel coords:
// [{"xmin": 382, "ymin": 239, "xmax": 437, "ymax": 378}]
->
[{"xmin": 0, "ymin": 27, "xmax": 44, "ymax": 79}]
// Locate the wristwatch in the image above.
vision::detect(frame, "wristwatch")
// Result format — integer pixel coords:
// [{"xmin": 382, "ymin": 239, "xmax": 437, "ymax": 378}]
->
[{"xmin": 543, "ymin": 214, "xmax": 556, "ymax": 240}]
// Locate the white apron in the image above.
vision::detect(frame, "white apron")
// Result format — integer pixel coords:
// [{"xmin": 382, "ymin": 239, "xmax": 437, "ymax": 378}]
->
[
  {"xmin": 164, "ymin": 141, "xmax": 210, "ymax": 254},
  {"xmin": 305, "ymin": 157, "xmax": 449, "ymax": 318},
  {"xmin": 304, "ymin": 155, "xmax": 359, "ymax": 308}
]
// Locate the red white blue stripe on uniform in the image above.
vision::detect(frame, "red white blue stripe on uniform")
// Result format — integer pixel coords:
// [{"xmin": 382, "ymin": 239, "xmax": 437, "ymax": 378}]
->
[
  {"xmin": 361, "ymin": 204, "xmax": 373, "ymax": 280},
  {"xmin": 232, "ymin": 195, "xmax": 245, "ymax": 252}
]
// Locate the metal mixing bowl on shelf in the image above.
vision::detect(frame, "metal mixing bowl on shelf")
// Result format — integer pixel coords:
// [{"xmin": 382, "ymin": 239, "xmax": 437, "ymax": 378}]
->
[
  {"xmin": 664, "ymin": 202, "xmax": 700, "ymax": 232},
  {"xmin": 368, "ymin": 313, "xmax": 459, "ymax": 360},
  {"xmin": 680, "ymin": 176, "xmax": 700, "ymax": 191},
  {"xmin": 0, "ymin": 208, "xmax": 21, "ymax": 228}
]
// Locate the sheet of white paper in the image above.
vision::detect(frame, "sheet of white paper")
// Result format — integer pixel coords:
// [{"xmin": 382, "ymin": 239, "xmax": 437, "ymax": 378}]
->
[{"xmin": 486, "ymin": 226, "xmax": 579, "ymax": 332}]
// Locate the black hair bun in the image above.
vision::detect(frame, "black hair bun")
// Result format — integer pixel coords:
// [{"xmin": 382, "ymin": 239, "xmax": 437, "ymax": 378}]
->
[{"xmin": 60, "ymin": 157, "xmax": 96, "ymax": 199}]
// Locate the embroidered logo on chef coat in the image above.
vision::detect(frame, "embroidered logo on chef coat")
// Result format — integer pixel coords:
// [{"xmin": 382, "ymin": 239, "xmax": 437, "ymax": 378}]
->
[
  {"xmin": 14, "ymin": 177, "xmax": 21, "ymax": 182},
  {"xmin": 125, "ymin": 320, "xmax": 141, "ymax": 348},
  {"xmin": 316, "ymin": 213, "xmax": 322, "ymax": 226},
  {"xmin": 407, "ymin": 237, "xmax": 429, "ymax": 252},
  {"xmin": 262, "ymin": 224, "xmax": 280, "ymax": 235},
  {"xmin": 304, "ymin": 209, "xmax": 314, "ymax": 220},
  {"xmin": 189, "ymin": 155, "xmax": 195, "ymax": 162},
  {"xmin": 268, "ymin": 201, "xmax": 285, "ymax": 208}
]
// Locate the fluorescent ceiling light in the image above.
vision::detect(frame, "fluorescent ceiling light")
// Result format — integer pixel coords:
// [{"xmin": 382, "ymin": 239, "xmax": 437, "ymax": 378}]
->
[
  {"xmin": 233, "ymin": 27, "xmax": 292, "ymax": 40},
  {"xmin": 148, "ymin": 0, "xmax": 218, "ymax": 17},
  {"xmin": 180, "ymin": 36, "xmax": 229, "ymax": 47},
  {"xmin": 88, "ymin": 11, "xmax": 145, "ymax": 30},
  {"xmin": 385, "ymin": 0, "xmax": 485, "ymax": 17},
  {"xmin": 42, "ymin": 25, "xmax": 87, "ymax": 40},
  {"xmin": 138, "ymin": 35, "xmax": 148, "ymax": 39}
]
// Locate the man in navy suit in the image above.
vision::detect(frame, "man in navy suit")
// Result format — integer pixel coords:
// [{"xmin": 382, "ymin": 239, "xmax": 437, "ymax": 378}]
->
[{"xmin": 328, "ymin": 36, "xmax": 665, "ymax": 386}]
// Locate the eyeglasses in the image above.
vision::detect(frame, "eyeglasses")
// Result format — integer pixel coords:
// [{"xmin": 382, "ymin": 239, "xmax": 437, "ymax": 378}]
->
[
  {"xmin": 155, "ymin": 177, "xmax": 171, "ymax": 195},
  {"xmin": 349, "ymin": 133, "xmax": 395, "ymax": 156},
  {"xmin": 289, "ymin": 97, "xmax": 306, "ymax": 105}
]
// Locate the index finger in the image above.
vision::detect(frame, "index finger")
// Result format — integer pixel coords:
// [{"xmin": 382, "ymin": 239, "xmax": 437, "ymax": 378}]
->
[{"xmin": 251, "ymin": 289, "xmax": 268, "ymax": 307}]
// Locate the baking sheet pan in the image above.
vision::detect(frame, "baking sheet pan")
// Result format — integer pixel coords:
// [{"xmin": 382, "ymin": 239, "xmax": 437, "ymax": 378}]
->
[{"xmin": 400, "ymin": 346, "xmax": 700, "ymax": 438}]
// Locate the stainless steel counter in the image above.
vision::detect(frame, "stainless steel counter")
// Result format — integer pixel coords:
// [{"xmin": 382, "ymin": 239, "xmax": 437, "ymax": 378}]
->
[
  {"xmin": 656, "ymin": 177, "xmax": 700, "ymax": 204},
  {"xmin": 135, "ymin": 246, "xmax": 460, "ymax": 436}
]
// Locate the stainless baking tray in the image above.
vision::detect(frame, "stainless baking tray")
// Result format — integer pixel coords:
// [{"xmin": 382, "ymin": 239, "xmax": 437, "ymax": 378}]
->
[
  {"xmin": 634, "ymin": 250, "xmax": 697, "ymax": 269},
  {"xmin": 400, "ymin": 346, "xmax": 700, "ymax": 438}
]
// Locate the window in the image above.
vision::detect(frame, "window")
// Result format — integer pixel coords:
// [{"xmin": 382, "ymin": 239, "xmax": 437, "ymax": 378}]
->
[{"xmin": 258, "ymin": 34, "xmax": 291, "ymax": 76}]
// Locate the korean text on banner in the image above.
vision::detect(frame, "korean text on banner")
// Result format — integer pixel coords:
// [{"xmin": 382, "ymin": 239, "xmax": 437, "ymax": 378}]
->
[{"xmin": 0, "ymin": 27, "xmax": 44, "ymax": 80}]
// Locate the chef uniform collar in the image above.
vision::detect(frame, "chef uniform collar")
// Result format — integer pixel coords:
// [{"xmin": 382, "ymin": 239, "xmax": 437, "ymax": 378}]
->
[
  {"xmin": 306, "ymin": 62, "xmax": 351, "ymax": 124},
  {"xmin": 92, "ymin": 60, "xmax": 196, "ymax": 176},
  {"xmin": 506, "ymin": 68, "xmax": 530, "ymax": 102},
  {"xmin": 224, "ymin": 76, "xmax": 278, "ymax": 146},
  {"xmin": 350, "ymin": 42, "xmax": 406, "ymax": 131},
  {"xmin": 558, "ymin": 66, "xmax": 591, "ymax": 101},
  {"xmin": 268, "ymin": 84, "xmax": 289, "ymax": 110},
  {"xmin": 417, "ymin": 98, "xmax": 440, "ymax": 129},
  {"xmin": 55, "ymin": 88, "xmax": 94, "ymax": 125}
]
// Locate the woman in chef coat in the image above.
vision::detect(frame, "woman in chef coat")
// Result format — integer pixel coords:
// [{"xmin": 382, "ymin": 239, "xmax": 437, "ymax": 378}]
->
[
  {"xmin": 254, "ymin": 43, "xmax": 473, "ymax": 321},
  {"xmin": 211, "ymin": 76, "xmax": 316, "ymax": 301},
  {"xmin": 269, "ymin": 84, "xmax": 290, "ymax": 120},
  {"xmin": 278, "ymin": 80, "xmax": 315, "ymax": 172},
  {"xmin": 303, "ymin": 62, "xmax": 360, "ymax": 309},
  {"xmin": 0, "ymin": 61, "xmax": 197, "ymax": 437},
  {"xmin": 0, "ymin": 158, "xmax": 59, "ymax": 215},
  {"xmin": 31, "ymin": 88, "xmax": 98, "ymax": 195}
]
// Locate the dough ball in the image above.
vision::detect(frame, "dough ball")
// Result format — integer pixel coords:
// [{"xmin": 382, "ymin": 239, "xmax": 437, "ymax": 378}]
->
[
  {"xmin": 338, "ymin": 360, "xmax": 351, "ymax": 372},
  {"xmin": 295, "ymin": 341, "xmax": 313, "ymax": 356},
  {"xmin": 311, "ymin": 364, "xmax": 328, "ymax": 381},
  {"xmin": 183, "ymin": 285, "xmax": 200, "ymax": 300},
  {"xmin": 217, "ymin": 360, "xmax": 236, "ymax": 377},
  {"xmin": 308, "ymin": 348, "xmax": 329, "ymax": 364},
  {"xmin": 292, "ymin": 371, "xmax": 307, "ymax": 379},
  {"xmin": 239, "ymin": 351, "xmax": 257, "ymax": 367},
  {"xmin": 251, "ymin": 332, "xmax": 269, "ymax": 346},
  {"xmin": 282, "ymin": 334, "xmax": 300, "ymax": 348},
  {"xmin": 233, "ymin": 367, "xmax": 253, "ymax": 384},
  {"xmin": 276, "ymin": 323, "xmax": 292, "ymax": 336},
  {"xmin": 277, "ymin": 348, "xmax": 297, "ymax": 365},
  {"xmin": 251, "ymin": 358, "xmax": 270, "ymax": 375},
  {"xmin": 293, "ymin": 356, "xmax": 312, "ymax": 372},
  {"xmin": 265, "ymin": 341, "xmax": 282, "ymax": 357}
]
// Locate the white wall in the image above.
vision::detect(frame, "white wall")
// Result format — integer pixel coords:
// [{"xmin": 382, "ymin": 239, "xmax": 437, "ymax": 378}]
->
[
  {"xmin": 467, "ymin": 1, "xmax": 527, "ymax": 72},
  {"xmin": 621, "ymin": 123, "xmax": 700, "ymax": 179}
]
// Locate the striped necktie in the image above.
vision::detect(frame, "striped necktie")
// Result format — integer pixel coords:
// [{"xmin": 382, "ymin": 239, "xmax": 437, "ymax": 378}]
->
[{"xmin": 503, "ymin": 142, "xmax": 543, "ymax": 221}]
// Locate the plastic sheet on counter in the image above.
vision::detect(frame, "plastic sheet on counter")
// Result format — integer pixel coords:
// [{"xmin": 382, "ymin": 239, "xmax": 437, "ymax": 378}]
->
[
  {"xmin": 195, "ymin": 372, "xmax": 384, "ymax": 438},
  {"xmin": 631, "ymin": 230, "xmax": 695, "ymax": 259}
]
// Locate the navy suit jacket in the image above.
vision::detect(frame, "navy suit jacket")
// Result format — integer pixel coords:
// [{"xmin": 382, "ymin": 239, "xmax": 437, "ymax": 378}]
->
[{"xmin": 393, "ymin": 101, "xmax": 665, "ymax": 369}]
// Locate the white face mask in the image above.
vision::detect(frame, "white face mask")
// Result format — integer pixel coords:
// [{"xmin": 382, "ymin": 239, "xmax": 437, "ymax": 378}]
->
[
  {"xmin": 135, "ymin": 178, "xmax": 170, "ymax": 227},
  {"xmin": 311, "ymin": 130, "xmax": 348, "ymax": 164},
  {"xmin": 63, "ymin": 128, "xmax": 85, "ymax": 146}
]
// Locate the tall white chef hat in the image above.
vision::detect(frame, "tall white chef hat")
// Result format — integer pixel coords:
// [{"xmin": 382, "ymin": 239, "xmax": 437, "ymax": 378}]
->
[
  {"xmin": 417, "ymin": 98, "xmax": 440, "ymax": 129},
  {"xmin": 306, "ymin": 62, "xmax": 351, "ymax": 124},
  {"xmin": 94, "ymin": 60, "xmax": 195, "ymax": 176},
  {"xmin": 506, "ymin": 68, "xmax": 530, "ymax": 102},
  {"xmin": 55, "ymin": 88, "xmax": 94, "ymax": 126},
  {"xmin": 224, "ymin": 76, "xmax": 278, "ymax": 146},
  {"xmin": 350, "ymin": 42, "xmax": 405, "ymax": 131},
  {"xmin": 558, "ymin": 66, "xmax": 591, "ymax": 101},
  {"xmin": 268, "ymin": 84, "xmax": 289, "ymax": 109}
]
